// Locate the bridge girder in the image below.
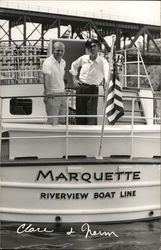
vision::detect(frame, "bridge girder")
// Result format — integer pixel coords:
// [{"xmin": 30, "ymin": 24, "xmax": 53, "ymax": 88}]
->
[{"xmin": 0, "ymin": 7, "xmax": 160, "ymax": 60}]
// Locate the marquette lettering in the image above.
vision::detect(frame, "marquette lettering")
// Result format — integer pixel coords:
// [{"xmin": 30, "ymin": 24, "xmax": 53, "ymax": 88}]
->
[{"xmin": 36, "ymin": 170, "xmax": 141, "ymax": 183}]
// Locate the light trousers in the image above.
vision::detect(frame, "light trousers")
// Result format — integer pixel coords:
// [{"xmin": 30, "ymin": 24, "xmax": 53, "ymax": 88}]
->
[{"xmin": 45, "ymin": 94, "xmax": 66, "ymax": 125}]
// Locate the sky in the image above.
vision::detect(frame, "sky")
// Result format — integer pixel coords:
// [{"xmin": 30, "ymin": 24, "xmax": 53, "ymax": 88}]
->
[{"xmin": 1, "ymin": 0, "xmax": 160, "ymax": 25}]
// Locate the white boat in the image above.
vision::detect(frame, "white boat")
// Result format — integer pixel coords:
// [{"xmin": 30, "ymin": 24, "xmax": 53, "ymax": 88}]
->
[{"xmin": 0, "ymin": 40, "xmax": 160, "ymax": 223}]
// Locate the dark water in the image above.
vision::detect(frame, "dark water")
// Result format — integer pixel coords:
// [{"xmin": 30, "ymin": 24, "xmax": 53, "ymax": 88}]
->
[{"xmin": 1, "ymin": 219, "xmax": 161, "ymax": 250}]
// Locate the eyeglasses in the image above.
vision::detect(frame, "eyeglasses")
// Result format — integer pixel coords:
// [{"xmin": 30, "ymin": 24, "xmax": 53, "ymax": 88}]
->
[{"xmin": 89, "ymin": 44, "xmax": 97, "ymax": 48}]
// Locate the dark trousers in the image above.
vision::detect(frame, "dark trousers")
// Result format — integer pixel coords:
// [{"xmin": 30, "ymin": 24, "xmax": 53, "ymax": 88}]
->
[{"xmin": 76, "ymin": 85, "xmax": 98, "ymax": 125}]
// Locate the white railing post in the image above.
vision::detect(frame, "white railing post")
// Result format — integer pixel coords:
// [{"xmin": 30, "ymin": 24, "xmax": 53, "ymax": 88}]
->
[
  {"xmin": 137, "ymin": 50, "xmax": 140, "ymax": 89},
  {"xmin": 0, "ymin": 97, "xmax": 2, "ymax": 159},
  {"xmin": 124, "ymin": 50, "xmax": 127, "ymax": 87},
  {"xmin": 130, "ymin": 98, "xmax": 135, "ymax": 158},
  {"xmin": 138, "ymin": 49, "xmax": 154, "ymax": 94},
  {"xmin": 65, "ymin": 94, "xmax": 69, "ymax": 159}
]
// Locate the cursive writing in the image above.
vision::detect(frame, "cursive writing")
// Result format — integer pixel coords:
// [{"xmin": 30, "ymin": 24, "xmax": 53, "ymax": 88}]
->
[
  {"xmin": 66, "ymin": 227, "xmax": 76, "ymax": 235},
  {"xmin": 17, "ymin": 224, "xmax": 54, "ymax": 234},
  {"xmin": 81, "ymin": 223, "xmax": 119, "ymax": 238},
  {"xmin": 17, "ymin": 223, "xmax": 119, "ymax": 238}
]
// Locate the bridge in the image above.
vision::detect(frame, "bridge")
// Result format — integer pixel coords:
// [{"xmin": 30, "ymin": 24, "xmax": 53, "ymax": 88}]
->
[{"xmin": 0, "ymin": 2, "xmax": 160, "ymax": 64}]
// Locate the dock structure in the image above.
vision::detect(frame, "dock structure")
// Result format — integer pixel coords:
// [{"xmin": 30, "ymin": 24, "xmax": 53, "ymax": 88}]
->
[{"xmin": 0, "ymin": 2, "xmax": 160, "ymax": 64}]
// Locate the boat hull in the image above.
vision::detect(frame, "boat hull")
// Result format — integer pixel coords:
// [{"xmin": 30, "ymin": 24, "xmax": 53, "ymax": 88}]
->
[{"xmin": 1, "ymin": 158, "xmax": 160, "ymax": 223}]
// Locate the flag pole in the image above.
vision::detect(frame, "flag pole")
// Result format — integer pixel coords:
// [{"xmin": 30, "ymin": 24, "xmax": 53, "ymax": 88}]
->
[{"xmin": 97, "ymin": 35, "xmax": 116, "ymax": 159}]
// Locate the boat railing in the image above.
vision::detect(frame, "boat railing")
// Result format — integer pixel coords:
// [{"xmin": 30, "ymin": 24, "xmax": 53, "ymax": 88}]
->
[
  {"xmin": 0, "ymin": 92, "xmax": 160, "ymax": 120},
  {"xmin": 116, "ymin": 47, "xmax": 154, "ymax": 93},
  {"xmin": 0, "ymin": 93, "xmax": 160, "ymax": 160}
]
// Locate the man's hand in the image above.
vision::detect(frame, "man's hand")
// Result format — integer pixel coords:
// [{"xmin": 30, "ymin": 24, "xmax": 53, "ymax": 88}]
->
[
  {"xmin": 72, "ymin": 75, "xmax": 82, "ymax": 88},
  {"xmin": 73, "ymin": 79, "xmax": 82, "ymax": 88}
]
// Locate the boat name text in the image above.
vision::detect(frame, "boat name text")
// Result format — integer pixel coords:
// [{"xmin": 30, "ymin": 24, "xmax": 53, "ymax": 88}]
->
[{"xmin": 35, "ymin": 170, "xmax": 141, "ymax": 183}]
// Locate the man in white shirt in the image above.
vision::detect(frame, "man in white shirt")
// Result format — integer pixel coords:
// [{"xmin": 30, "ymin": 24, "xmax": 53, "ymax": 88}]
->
[
  {"xmin": 42, "ymin": 41, "xmax": 66, "ymax": 125},
  {"xmin": 70, "ymin": 38, "xmax": 109, "ymax": 125}
]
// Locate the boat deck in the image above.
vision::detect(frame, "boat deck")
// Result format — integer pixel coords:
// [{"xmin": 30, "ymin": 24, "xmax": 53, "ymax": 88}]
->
[{"xmin": 1, "ymin": 140, "xmax": 161, "ymax": 166}]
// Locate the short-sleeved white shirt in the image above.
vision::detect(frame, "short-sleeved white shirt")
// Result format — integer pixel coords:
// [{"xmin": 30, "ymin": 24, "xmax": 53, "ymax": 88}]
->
[
  {"xmin": 70, "ymin": 55, "xmax": 109, "ymax": 85},
  {"xmin": 42, "ymin": 55, "xmax": 66, "ymax": 93}
]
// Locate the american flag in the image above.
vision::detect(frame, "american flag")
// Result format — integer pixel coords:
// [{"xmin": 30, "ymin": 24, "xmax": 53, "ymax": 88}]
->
[{"xmin": 105, "ymin": 52, "xmax": 124, "ymax": 125}]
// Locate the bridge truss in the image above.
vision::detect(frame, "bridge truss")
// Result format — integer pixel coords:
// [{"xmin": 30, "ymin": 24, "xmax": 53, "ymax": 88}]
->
[{"xmin": 0, "ymin": 6, "xmax": 160, "ymax": 64}]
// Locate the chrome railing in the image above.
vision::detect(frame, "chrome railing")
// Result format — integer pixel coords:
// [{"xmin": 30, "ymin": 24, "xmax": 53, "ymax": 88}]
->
[
  {"xmin": 0, "ymin": 93, "xmax": 160, "ymax": 160},
  {"xmin": 116, "ymin": 47, "xmax": 154, "ymax": 93}
]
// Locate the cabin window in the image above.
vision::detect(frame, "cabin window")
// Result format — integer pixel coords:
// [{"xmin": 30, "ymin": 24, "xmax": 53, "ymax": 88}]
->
[{"xmin": 10, "ymin": 98, "xmax": 32, "ymax": 115}]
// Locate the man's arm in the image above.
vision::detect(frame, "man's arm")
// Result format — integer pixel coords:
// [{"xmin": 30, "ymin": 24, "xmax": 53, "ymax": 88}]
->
[
  {"xmin": 42, "ymin": 59, "xmax": 52, "ymax": 99},
  {"xmin": 43, "ymin": 73, "xmax": 52, "ymax": 100},
  {"xmin": 70, "ymin": 57, "xmax": 83, "ymax": 88}
]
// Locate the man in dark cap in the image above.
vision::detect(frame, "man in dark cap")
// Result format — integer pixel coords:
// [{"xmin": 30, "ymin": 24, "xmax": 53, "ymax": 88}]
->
[{"xmin": 70, "ymin": 38, "xmax": 109, "ymax": 125}]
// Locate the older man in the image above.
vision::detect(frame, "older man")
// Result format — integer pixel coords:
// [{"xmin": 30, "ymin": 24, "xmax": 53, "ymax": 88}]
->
[
  {"xmin": 42, "ymin": 41, "xmax": 66, "ymax": 125},
  {"xmin": 70, "ymin": 38, "xmax": 109, "ymax": 125}
]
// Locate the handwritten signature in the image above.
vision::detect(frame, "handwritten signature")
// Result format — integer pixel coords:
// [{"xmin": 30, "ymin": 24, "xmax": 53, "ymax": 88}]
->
[
  {"xmin": 17, "ymin": 224, "xmax": 54, "ymax": 234},
  {"xmin": 17, "ymin": 223, "xmax": 119, "ymax": 238}
]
